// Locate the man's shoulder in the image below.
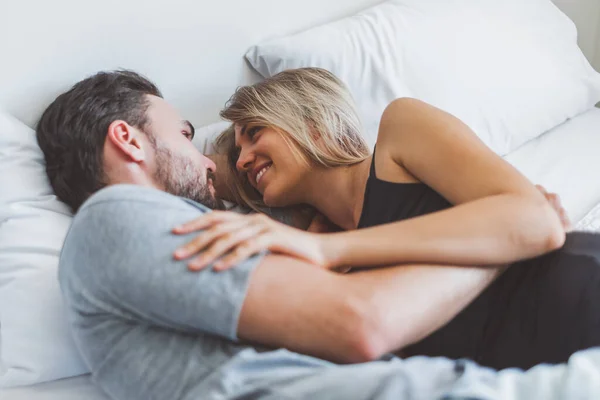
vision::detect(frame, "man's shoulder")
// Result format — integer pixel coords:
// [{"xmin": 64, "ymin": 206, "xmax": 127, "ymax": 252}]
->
[
  {"xmin": 58, "ymin": 185, "xmax": 211, "ymax": 304},
  {"xmin": 60, "ymin": 185, "xmax": 211, "ymax": 276},
  {"xmin": 80, "ymin": 184, "xmax": 210, "ymax": 214}
]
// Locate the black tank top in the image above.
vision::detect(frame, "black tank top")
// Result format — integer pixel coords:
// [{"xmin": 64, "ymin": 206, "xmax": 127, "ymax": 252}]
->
[
  {"xmin": 357, "ymin": 148, "xmax": 452, "ymax": 228},
  {"xmin": 354, "ymin": 148, "xmax": 600, "ymax": 370}
]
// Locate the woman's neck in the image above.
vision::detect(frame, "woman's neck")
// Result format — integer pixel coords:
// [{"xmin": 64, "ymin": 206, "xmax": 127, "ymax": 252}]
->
[{"xmin": 301, "ymin": 156, "xmax": 372, "ymax": 231}]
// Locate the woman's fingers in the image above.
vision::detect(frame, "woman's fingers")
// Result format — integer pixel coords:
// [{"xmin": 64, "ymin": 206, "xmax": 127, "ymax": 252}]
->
[
  {"xmin": 213, "ymin": 234, "xmax": 275, "ymax": 271},
  {"xmin": 545, "ymin": 192, "xmax": 572, "ymax": 231},
  {"xmin": 535, "ymin": 186, "xmax": 572, "ymax": 230},
  {"xmin": 172, "ymin": 211, "xmax": 238, "ymax": 234},
  {"xmin": 188, "ymin": 224, "xmax": 267, "ymax": 270},
  {"xmin": 174, "ymin": 219, "xmax": 249, "ymax": 260},
  {"xmin": 173, "ymin": 212, "xmax": 281, "ymax": 271},
  {"xmin": 535, "ymin": 184, "xmax": 548, "ymax": 196},
  {"xmin": 212, "ymin": 242, "xmax": 258, "ymax": 271}
]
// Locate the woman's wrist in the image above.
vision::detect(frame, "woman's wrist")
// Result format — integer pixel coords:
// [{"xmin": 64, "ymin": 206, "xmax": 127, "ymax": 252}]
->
[{"xmin": 319, "ymin": 233, "xmax": 347, "ymax": 270}]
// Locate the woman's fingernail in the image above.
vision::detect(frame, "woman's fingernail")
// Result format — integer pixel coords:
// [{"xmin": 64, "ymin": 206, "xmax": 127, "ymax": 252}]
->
[
  {"xmin": 213, "ymin": 262, "xmax": 224, "ymax": 270},
  {"xmin": 174, "ymin": 249, "xmax": 187, "ymax": 258},
  {"xmin": 189, "ymin": 262, "xmax": 202, "ymax": 270}
]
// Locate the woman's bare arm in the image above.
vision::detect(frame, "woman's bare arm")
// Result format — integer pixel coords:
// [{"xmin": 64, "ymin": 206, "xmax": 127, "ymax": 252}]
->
[{"xmin": 322, "ymin": 98, "xmax": 565, "ymax": 269}]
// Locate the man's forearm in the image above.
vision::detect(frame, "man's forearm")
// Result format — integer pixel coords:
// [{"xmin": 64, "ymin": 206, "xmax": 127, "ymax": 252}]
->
[
  {"xmin": 237, "ymin": 253, "xmax": 503, "ymax": 364},
  {"xmin": 344, "ymin": 263, "xmax": 505, "ymax": 359}
]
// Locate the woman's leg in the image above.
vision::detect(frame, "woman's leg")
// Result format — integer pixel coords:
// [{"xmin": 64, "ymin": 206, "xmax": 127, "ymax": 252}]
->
[{"xmin": 404, "ymin": 232, "xmax": 600, "ymax": 370}]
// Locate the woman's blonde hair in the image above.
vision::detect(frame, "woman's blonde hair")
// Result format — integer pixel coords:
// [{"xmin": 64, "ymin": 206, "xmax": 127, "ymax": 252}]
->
[{"xmin": 215, "ymin": 67, "xmax": 370, "ymax": 211}]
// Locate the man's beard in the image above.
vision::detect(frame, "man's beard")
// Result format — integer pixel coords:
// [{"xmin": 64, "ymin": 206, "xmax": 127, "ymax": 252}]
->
[{"xmin": 151, "ymin": 139, "xmax": 225, "ymax": 210}]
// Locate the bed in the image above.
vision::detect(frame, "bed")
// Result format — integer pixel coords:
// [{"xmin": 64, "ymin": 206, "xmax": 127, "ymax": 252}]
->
[
  {"xmin": 1, "ymin": 375, "xmax": 107, "ymax": 400},
  {"xmin": 3, "ymin": 107, "xmax": 600, "ymax": 400},
  {"xmin": 505, "ymin": 107, "xmax": 600, "ymax": 225},
  {"xmin": 1, "ymin": 0, "xmax": 600, "ymax": 399}
]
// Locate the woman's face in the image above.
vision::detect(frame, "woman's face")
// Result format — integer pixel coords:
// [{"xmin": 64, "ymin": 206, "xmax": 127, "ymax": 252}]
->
[{"xmin": 234, "ymin": 124, "xmax": 309, "ymax": 207}]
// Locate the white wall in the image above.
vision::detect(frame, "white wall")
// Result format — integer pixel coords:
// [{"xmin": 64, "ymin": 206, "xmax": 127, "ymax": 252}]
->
[
  {"xmin": 0, "ymin": 0, "xmax": 385, "ymax": 128},
  {"xmin": 1, "ymin": 0, "xmax": 598, "ymax": 127},
  {"xmin": 553, "ymin": 0, "xmax": 600, "ymax": 71},
  {"xmin": 596, "ymin": 6, "xmax": 600, "ymax": 71}
]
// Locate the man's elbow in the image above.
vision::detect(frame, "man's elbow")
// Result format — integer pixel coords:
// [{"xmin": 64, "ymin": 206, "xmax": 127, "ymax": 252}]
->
[
  {"xmin": 347, "ymin": 334, "xmax": 386, "ymax": 364},
  {"xmin": 338, "ymin": 297, "xmax": 390, "ymax": 364}
]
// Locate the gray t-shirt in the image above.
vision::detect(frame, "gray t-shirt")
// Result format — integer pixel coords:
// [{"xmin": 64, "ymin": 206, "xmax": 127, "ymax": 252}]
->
[
  {"xmin": 58, "ymin": 184, "xmax": 489, "ymax": 400},
  {"xmin": 59, "ymin": 185, "xmax": 336, "ymax": 400}
]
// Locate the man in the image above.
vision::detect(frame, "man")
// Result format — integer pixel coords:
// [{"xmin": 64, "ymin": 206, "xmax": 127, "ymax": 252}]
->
[{"xmin": 36, "ymin": 70, "xmax": 597, "ymax": 400}]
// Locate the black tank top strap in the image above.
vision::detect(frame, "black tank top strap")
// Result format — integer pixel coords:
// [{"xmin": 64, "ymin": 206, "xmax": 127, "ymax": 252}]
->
[
  {"xmin": 369, "ymin": 146, "xmax": 378, "ymax": 178},
  {"xmin": 358, "ymin": 145, "xmax": 452, "ymax": 229}
]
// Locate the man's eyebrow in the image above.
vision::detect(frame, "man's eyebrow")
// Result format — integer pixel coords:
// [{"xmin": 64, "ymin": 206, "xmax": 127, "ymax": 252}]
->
[{"xmin": 184, "ymin": 120, "xmax": 195, "ymax": 139}]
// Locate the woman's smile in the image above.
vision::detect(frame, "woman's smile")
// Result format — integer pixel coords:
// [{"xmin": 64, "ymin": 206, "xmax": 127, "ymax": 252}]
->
[
  {"xmin": 256, "ymin": 164, "xmax": 271, "ymax": 186},
  {"xmin": 251, "ymin": 161, "xmax": 273, "ymax": 189}
]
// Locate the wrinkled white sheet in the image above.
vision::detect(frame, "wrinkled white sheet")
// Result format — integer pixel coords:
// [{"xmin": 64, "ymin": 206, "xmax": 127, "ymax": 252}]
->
[{"xmin": 0, "ymin": 375, "xmax": 107, "ymax": 400}]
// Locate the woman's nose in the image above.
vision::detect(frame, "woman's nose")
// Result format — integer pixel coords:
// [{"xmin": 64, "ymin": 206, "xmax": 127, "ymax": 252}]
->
[{"xmin": 236, "ymin": 151, "xmax": 254, "ymax": 172}]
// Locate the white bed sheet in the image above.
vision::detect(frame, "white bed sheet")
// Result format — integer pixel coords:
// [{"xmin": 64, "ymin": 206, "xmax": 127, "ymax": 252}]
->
[
  {"xmin": 576, "ymin": 202, "xmax": 600, "ymax": 231},
  {"xmin": 1, "ymin": 108, "xmax": 599, "ymax": 400},
  {"xmin": 505, "ymin": 107, "xmax": 600, "ymax": 224},
  {"xmin": 1, "ymin": 375, "xmax": 108, "ymax": 400}
]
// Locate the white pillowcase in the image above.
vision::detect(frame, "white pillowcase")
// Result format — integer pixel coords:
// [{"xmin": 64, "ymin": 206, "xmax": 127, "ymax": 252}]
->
[
  {"xmin": 0, "ymin": 110, "xmax": 85, "ymax": 387},
  {"xmin": 0, "ymin": 109, "xmax": 228, "ymax": 387},
  {"xmin": 194, "ymin": 121, "xmax": 231, "ymax": 155},
  {"xmin": 246, "ymin": 0, "xmax": 600, "ymax": 155}
]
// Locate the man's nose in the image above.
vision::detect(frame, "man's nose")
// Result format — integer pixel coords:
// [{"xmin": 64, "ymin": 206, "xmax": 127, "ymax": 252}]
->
[{"xmin": 205, "ymin": 157, "xmax": 217, "ymax": 173}]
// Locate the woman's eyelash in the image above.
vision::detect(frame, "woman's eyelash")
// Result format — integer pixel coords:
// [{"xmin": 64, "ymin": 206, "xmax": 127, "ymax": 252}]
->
[{"xmin": 247, "ymin": 126, "xmax": 262, "ymax": 138}]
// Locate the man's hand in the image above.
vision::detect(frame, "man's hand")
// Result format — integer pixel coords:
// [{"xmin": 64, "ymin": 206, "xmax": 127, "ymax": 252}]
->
[{"xmin": 535, "ymin": 185, "xmax": 572, "ymax": 232}]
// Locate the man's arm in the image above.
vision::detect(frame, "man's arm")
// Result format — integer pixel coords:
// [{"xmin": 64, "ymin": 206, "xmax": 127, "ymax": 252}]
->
[
  {"xmin": 65, "ymin": 185, "xmax": 501, "ymax": 364},
  {"xmin": 239, "ymin": 255, "xmax": 502, "ymax": 363}
]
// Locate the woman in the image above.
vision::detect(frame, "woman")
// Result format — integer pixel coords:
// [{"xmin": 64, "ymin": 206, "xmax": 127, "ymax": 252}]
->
[{"xmin": 173, "ymin": 68, "xmax": 600, "ymax": 370}]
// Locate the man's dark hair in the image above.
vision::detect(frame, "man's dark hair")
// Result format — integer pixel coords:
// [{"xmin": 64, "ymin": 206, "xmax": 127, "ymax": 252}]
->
[{"xmin": 36, "ymin": 70, "xmax": 162, "ymax": 212}]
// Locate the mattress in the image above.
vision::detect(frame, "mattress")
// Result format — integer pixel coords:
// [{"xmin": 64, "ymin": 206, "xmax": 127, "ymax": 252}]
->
[{"xmin": 2, "ymin": 107, "xmax": 600, "ymax": 400}]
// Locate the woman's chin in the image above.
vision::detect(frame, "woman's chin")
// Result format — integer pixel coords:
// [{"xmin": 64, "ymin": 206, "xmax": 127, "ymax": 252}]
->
[
  {"xmin": 262, "ymin": 196, "xmax": 278, "ymax": 207},
  {"xmin": 262, "ymin": 189, "xmax": 287, "ymax": 208}
]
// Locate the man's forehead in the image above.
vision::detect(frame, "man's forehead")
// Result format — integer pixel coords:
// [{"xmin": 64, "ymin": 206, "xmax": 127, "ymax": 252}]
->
[{"xmin": 147, "ymin": 95, "xmax": 183, "ymax": 120}]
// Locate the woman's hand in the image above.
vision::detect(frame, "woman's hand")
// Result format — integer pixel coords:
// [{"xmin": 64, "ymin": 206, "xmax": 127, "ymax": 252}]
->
[
  {"xmin": 172, "ymin": 211, "xmax": 331, "ymax": 271},
  {"xmin": 535, "ymin": 185, "xmax": 573, "ymax": 232}
]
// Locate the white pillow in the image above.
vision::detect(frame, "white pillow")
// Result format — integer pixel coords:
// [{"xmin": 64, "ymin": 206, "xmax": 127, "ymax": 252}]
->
[
  {"xmin": 0, "ymin": 110, "xmax": 86, "ymax": 387},
  {"xmin": 246, "ymin": 0, "xmax": 600, "ymax": 155},
  {"xmin": 193, "ymin": 121, "xmax": 231, "ymax": 155},
  {"xmin": 0, "ymin": 109, "xmax": 228, "ymax": 387}
]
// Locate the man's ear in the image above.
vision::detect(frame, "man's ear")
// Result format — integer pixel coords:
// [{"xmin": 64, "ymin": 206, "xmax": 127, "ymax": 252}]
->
[{"xmin": 106, "ymin": 120, "xmax": 146, "ymax": 162}]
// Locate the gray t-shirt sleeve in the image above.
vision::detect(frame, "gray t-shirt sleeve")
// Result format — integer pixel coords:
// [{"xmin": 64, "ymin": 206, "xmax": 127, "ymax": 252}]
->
[{"xmin": 60, "ymin": 184, "xmax": 263, "ymax": 341}]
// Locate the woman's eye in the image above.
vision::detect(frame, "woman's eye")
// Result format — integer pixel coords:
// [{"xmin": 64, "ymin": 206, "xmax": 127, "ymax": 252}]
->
[
  {"xmin": 182, "ymin": 131, "xmax": 193, "ymax": 141},
  {"xmin": 247, "ymin": 126, "xmax": 262, "ymax": 140}
]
